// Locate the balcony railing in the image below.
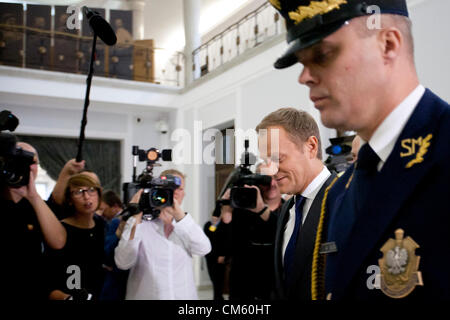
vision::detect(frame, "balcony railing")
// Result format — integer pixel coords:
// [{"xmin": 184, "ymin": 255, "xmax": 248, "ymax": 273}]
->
[
  {"xmin": 0, "ymin": 24, "xmax": 185, "ymax": 87},
  {"xmin": 192, "ymin": 1, "xmax": 284, "ymax": 80}
]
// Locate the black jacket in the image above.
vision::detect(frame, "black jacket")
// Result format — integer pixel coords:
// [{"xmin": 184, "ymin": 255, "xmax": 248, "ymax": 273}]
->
[{"xmin": 273, "ymin": 173, "xmax": 337, "ymax": 300}]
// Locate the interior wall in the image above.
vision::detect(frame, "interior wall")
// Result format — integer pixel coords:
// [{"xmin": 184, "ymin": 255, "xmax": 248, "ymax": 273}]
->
[{"xmin": 411, "ymin": 0, "xmax": 450, "ymax": 102}]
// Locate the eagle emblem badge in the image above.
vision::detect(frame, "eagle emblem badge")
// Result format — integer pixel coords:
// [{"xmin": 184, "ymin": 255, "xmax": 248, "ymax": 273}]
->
[{"xmin": 378, "ymin": 229, "xmax": 423, "ymax": 298}]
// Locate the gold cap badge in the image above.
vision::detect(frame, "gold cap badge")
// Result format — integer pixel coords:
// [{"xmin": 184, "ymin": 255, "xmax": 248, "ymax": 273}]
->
[
  {"xmin": 269, "ymin": 0, "xmax": 282, "ymax": 10},
  {"xmin": 288, "ymin": 0, "xmax": 348, "ymax": 25}
]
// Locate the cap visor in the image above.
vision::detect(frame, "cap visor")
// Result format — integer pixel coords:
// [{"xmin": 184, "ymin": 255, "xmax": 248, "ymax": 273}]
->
[{"xmin": 274, "ymin": 21, "xmax": 347, "ymax": 69}]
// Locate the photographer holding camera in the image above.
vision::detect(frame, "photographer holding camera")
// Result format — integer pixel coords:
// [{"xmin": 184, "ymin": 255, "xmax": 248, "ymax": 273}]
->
[
  {"xmin": 114, "ymin": 169, "xmax": 211, "ymax": 300},
  {"xmin": 217, "ymin": 163, "xmax": 284, "ymax": 300},
  {"xmin": 1, "ymin": 138, "xmax": 67, "ymax": 300}
]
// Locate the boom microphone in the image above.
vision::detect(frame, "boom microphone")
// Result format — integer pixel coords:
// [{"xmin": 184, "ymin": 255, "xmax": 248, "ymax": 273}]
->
[{"xmin": 82, "ymin": 6, "xmax": 117, "ymax": 46}]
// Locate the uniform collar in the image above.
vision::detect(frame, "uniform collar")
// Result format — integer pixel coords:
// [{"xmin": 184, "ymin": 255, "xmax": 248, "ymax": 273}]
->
[{"xmin": 368, "ymin": 85, "xmax": 425, "ymax": 165}]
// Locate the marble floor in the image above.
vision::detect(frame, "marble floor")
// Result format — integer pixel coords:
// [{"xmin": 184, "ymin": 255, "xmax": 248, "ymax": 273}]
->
[{"xmin": 197, "ymin": 286, "xmax": 229, "ymax": 300}]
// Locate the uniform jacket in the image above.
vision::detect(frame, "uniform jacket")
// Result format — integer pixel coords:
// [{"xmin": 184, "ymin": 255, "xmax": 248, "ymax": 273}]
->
[{"xmin": 321, "ymin": 89, "xmax": 450, "ymax": 300}]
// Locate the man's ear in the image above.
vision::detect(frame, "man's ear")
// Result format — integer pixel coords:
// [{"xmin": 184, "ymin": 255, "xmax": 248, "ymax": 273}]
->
[
  {"xmin": 305, "ymin": 136, "xmax": 319, "ymax": 159},
  {"xmin": 378, "ymin": 27, "xmax": 402, "ymax": 62}
]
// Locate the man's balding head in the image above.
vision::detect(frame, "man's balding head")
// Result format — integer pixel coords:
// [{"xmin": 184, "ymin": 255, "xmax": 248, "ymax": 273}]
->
[
  {"xmin": 17, "ymin": 142, "xmax": 37, "ymax": 158},
  {"xmin": 353, "ymin": 14, "xmax": 414, "ymax": 62}
]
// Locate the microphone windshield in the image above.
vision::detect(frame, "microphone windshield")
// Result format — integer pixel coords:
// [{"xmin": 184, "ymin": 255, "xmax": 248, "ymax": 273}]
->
[{"xmin": 82, "ymin": 6, "xmax": 117, "ymax": 46}]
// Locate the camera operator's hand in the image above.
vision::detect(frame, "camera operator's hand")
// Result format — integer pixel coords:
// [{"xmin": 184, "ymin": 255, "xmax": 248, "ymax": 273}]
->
[
  {"xmin": 9, "ymin": 160, "xmax": 67, "ymax": 249},
  {"xmin": 121, "ymin": 214, "xmax": 142, "ymax": 241},
  {"xmin": 23, "ymin": 167, "xmax": 40, "ymax": 200},
  {"xmin": 49, "ymin": 288, "xmax": 92, "ymax": 300},
  {"xmin": 63, "ymin": 159, "xmax": 86, "ymax": 176},
  {"xmin": 244, "ymin": 184, "xmax": 266, "ymax": 214},
  {"xmin": 116, "ymin": 218, "xmax": 127, "ymax": 238},
  {"xmin": 244, "ymin": 184, "xmax": 270, "ymax": 220},
  {"xmin": 121, "ymin": 189, "xmax": 144, "ymax": 240},
  {"xmin": 11, "ymin": 161, "xmax": 39, "ymax": 201},
  {"xmin": 130, "ymin": 188, "xmax": 144, "ymax": 205},
  {"xmin": 160, "ymin": 198, "xmax": 185, "ymax": 222},
  {"xmin": 51, "ymin": 159, "xmax": 85, "ymax": 205},
  {"xmin": 220, "ymin": 188, "xmax": 233, "ymax": 224}
]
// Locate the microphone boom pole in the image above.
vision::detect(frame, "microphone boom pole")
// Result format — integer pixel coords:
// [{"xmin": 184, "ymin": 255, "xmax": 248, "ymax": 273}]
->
[
  {"xmin": 76, "ymin": 6, "xmax": 117, "ymax": 162},
  {"xmin": 76, "ymin": 33, "xmax": 97, "ymax": 162}
]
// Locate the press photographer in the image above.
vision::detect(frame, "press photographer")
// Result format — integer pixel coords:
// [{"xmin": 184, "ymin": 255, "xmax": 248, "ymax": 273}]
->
[
  {"xmin": 121, "ymin": 146, "xmax": 176, "ymax": 221},
  {"xmin": 0, "ymin": 110, "xmax": 67, "ymax": 300},
  {"xmin": 216, "ymin": 140, "xmax": 272, "ymax": 213},
  {"xmin": 114, "ymin": 147, "xmax": 211, "ymax": 299},
  {"xmin": 213, "ymin": 141, "xmax": 284, "ymax": 300}
]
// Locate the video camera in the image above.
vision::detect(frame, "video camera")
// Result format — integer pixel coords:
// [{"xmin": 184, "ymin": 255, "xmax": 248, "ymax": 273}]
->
[
  {"xmin": 216, "ymin": 139, "xmax": 271, "ymax": 211},
  {"xmin": 0, "ymin": 110, "xmax": 35, "ymax": 188},
  {"xmin": 121, "ymin": 146, "xmax": 180, "ymax": 221},
  {"xmin": 324, "ymin": 135, "xmax": 354, "ymax": 173}
]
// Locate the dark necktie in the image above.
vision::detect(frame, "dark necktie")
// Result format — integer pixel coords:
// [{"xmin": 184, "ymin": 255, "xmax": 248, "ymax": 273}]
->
[
  {"xmin": 326, "ymin": 143, "xmax": 380, "ymax": 293},
  {"xmin": 284, "ymin": 195, "xmax": 305, "ymax": 286},
  {"xmin": 352, "ymin": 143, "xmax": 381, "ymax": 212}
]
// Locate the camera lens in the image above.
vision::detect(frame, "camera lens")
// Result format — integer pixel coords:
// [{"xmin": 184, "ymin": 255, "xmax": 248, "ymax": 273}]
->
[
  {"xmin": 151, "ymin": 189, "xmax": 169, "ymax": 207},
  {"xmin": 0, "ymin": 157, "xmax": 24, "ymax": 186}
]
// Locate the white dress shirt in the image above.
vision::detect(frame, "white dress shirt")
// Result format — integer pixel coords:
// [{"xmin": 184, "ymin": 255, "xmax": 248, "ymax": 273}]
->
[
  {"xmin": 114, "ymin": 214, "xmax": 211, "ymax": 300},
  {"xmin": 365, "ymin": 85, "xmax": 426, "ymax": 171},
  {"xmin": 282, "ymin": 166, "xmax": 331, "ymax": 262}
]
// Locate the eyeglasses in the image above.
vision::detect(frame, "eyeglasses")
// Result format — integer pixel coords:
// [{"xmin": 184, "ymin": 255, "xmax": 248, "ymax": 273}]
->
[{"xmin": 71, "ymin": 187, "xmax": 98, "ymax": 198}]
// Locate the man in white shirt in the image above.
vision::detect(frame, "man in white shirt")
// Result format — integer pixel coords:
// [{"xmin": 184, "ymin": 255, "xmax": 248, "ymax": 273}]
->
[
  {"xmin": 256, "ymin": 108, "xmax": 337, "ymax": 300},
  {"xmin": 268, "ymin": 0, "xmax": 450, "ymax": 301},
  {"xmin": 114, "ymin": 169, "xmax": 211, "ymax": 300}
]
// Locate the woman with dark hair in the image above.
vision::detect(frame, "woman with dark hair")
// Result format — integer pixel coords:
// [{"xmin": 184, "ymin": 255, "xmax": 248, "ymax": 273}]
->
[{"xmin": 45, "ymin": 173, "xmax": 105, "ymax": 300}]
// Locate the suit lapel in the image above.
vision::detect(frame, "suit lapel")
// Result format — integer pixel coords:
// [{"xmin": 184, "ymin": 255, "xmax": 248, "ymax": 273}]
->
[
  {"xmin": 275, "ymin": 197, "xmax": 294, "ymax": 261},
  {"xmin": 332, "ymin": 89, "xmax": 445, "ymax": 298},
  {"xmin": 288, "ymin": 173, "xmax": 337, "ymax": 295},
  {"xmin": 274, "ymin": 197, "xmax": 294, "ymax": 297}
]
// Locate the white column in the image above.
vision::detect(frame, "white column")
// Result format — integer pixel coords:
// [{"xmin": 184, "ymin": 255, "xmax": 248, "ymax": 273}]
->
[
  {"xmin": 105, "ymin": 0, "xmax": 130, "ymax": 26},
  {"xmin": 130, "ymin": 0, "xmax": 145, "ymax": 40},
  {"xmin": 183, "ymin": 0, "xmax": 201, "ymax": 85},
  {"xmin": 107, "ymin": 0, "xmax": 128, "ymax": 9}
]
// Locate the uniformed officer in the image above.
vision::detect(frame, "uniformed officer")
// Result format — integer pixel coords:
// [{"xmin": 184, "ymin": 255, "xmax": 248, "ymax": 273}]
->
[{"xmin": 268, "ymin": 0, "xmax": 450, "ymax": 300}]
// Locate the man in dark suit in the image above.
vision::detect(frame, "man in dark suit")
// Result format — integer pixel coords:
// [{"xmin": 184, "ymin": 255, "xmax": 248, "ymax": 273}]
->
[
  {"xmin": 256, "ymin": 108, "xmax": 336, "ymax": 300},
  {"xmin": 268, "ymin": 0, "xmax": 450, "ymax": 300}
]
